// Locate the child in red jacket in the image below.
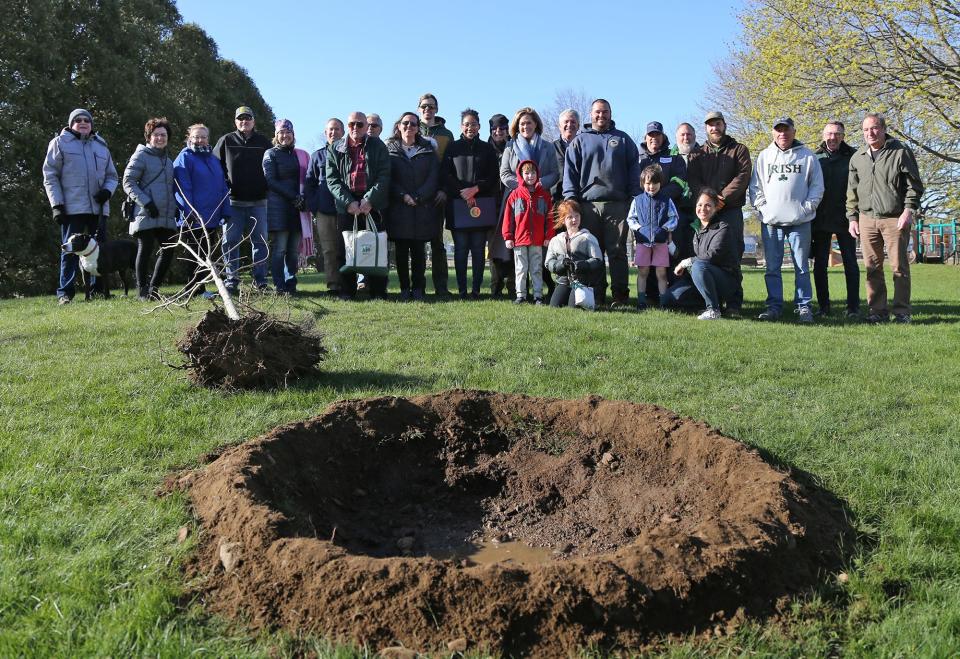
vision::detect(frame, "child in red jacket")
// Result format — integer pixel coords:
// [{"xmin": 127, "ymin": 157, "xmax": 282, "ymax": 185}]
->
[{"xmin": 502, "ymin": 160, "xmax": 554, "ymax": 304}]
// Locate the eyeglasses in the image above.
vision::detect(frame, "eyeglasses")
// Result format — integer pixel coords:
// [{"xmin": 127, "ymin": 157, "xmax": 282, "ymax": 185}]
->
[
  {"xmin": 72, "ymin": 117, "xmax": 91, "ymax": 124},
  {"xmin": 369, "ymin": 124, "xmax": 382, "ymax": 129},
  {"xmin": 400, "ymin": 121, "xmax": 418, "ymax": 127},
  {"xmin": 348, "ymin": 121, "xmax": 366, "ymax": 128},
  {"xmin": 462, "ymin": 122, "xmax": 480, "ymax": 128},
  {"xmin": 419, "ymin": 104, "xmax": 437, "ymax": 111},
  {"xmin": 236, "ymin": 115, "xmax": 253, "ymax": 121}
]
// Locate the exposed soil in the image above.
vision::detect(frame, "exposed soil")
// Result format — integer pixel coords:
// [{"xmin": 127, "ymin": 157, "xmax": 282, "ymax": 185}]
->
[
  {"xmin": 175, "ymin": 309, "xmax": 325, "ymax": 389},
  {"xmin": 168, "ymin": 390, "xmax": 852, "ymax": 656}
]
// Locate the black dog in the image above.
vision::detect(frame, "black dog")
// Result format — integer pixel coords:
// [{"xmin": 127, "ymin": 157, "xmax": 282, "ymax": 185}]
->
[{"xmin": 61, "ymin": 233, "xmax": 137, "ymax": 300}]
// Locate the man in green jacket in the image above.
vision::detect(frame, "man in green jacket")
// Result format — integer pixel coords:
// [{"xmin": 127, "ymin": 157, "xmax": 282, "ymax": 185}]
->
[
  {"xmin": 847, "ymin": 113, "xmax": 924, "ymax": 323},
  {"xmin": 325, "ymin": 111, "xmax": 391, "ymax": 301}
]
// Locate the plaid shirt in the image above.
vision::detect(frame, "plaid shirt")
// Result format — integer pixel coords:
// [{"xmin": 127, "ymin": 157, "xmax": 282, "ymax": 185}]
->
[{"xmin": 347, "ymin": 136, "xmax": 367, "ymax": 196}]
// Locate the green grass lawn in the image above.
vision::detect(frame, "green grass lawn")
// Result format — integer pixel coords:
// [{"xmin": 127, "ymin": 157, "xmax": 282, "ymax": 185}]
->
[{"xmin": 1, "ymin": 264, "xmax": 959, "ymax": 657}]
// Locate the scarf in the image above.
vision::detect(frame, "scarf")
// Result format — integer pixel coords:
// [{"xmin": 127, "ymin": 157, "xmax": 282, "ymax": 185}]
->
[
  {"xmin": 513, "ymin": 133, "xmax": 543, "ymax": 164},
  {"xmin": 189, "ymin": 144, "xmax": 213, "ymax": 154}
]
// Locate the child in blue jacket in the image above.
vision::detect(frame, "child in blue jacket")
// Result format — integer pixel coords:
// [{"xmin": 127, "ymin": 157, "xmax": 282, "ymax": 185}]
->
[{"xmin": 627, "ymin": 165, "xmax": 679, "ymax": 309}]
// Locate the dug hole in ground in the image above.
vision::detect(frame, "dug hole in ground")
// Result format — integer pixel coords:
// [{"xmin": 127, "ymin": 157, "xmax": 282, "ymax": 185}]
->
[{"xmin": 166, "ymin": 390, "xmax": 853, "ymax": 656}]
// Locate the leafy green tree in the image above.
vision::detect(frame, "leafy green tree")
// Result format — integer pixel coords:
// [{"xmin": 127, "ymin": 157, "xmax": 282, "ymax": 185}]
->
[{"xmin": 709, "ymin": 0, "xmax": 959, "ymax": 220}]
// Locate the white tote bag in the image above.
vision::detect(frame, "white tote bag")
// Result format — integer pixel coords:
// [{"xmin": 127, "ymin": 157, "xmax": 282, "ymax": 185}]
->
[
  {"xmin": 340, "ymin": 213, "xmax": 388, "ymax": 276},
  {"xmin": 572, "ymin": 280, "xmax": 595, "ymax": 310}
]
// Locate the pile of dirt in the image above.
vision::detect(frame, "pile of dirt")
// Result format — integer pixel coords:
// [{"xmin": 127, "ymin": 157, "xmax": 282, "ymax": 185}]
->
[
  {"xmin": 169, "ymin": 390, "xmax": 852, "ymax": 656},
  {"xmin": 175, "ymin": 309, "xmax": 325, "ymax": 389}
]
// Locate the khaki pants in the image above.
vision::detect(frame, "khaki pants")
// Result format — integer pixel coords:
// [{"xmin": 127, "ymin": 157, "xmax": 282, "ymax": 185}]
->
[
  {"xmin": 859, "ymin": 214, "xmax": 910, "ymax": 316},
  {"xmin": 314, "ymin": 212, "xmax": 341, "ymax": 290}
]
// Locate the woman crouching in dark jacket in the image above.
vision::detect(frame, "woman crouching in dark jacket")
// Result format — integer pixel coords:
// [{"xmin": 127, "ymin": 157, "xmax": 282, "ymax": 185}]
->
[
  {"xmin": 386, "ymin": 112, "xmax": 441, "ymax": 301},
  {"xmin": 672, "ymin": 187, "xmax": 739, "ymax": 320}
]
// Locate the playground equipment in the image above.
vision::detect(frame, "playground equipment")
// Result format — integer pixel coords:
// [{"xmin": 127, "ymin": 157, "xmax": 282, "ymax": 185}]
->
[{"xmin": 916, "ymin": 218, "xmax": 959, "ymax": 264}]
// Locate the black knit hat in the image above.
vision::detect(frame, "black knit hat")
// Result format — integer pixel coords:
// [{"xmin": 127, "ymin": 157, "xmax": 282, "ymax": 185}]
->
[{"xmin": 489, "ymin": 113, "xmax": 509, "ymax": 129}]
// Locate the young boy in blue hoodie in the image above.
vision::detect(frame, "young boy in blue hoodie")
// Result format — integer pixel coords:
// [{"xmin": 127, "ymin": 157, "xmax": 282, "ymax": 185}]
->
[{"xmin": 627, "ymin": 165, "xmax": 679, "ymax": 309}]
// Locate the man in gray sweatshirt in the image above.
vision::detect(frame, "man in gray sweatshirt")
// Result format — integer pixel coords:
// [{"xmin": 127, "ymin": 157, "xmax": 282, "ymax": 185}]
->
[{"xmin": 749, "ymin": 117, "xmax": 824, "ymax": 323}]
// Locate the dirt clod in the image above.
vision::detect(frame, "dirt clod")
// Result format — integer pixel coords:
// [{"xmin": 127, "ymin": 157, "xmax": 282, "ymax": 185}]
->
[
  {"xmin": 175, "ymin": 309, "xmax": 325, "ymax": 389},
  {"xmin": 218, "ymin": 541, "xmax": 242, "ymax": 572},
  {"xmin": 177, "ymin": 526, "xmax": 190, "ymax": 544},
  {"xmin": 447, "ymin": 637, "xmax": 468, "ymax": 652},
  {"xmin": 175, "ymin": 390, "xmax": 852, "ymax": 656}
]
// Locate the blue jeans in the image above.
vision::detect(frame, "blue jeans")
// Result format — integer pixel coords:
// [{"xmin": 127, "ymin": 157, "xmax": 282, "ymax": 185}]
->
[
  {"xmin": 222, "ymin": 204, "xmax": 268, "ymax": 289},
  {"xmin": 690, "ymin": 260, "xmax": 736, "ymax": 310},
  {"xmin": 58, "ymin": 214, "xmax": 99, "ymax": 298},
  {"xmin": 269, "ymin": 229, "xmax": 301, "ymax": 292},
  {"xmin": 762, "ymin": 222, "xmax": 812, "ymax": 312},
  {"xmin": 453, "ymin": 229, "xmax": 487, "ymax": 294}
]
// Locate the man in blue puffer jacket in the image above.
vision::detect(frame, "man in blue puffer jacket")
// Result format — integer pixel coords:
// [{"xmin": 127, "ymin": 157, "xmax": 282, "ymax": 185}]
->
[{"xmin": 562, "ymin": 99, "xmax": 642, "ymax": 307}]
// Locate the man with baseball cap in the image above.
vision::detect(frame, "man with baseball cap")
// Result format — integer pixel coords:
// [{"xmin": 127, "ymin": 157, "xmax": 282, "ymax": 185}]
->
[
  {"xmin": 686, "ymin": 110, "xmax": 752, "ymax": 316},
  {"xmin": 213, "ymin": 105, "xmax": 272, "ymax": 294},
  {"xmin": 638, "ymin": 120, "xmax": 688, "ymax": 301},
  {"xmin": 749, "ymin": 117, "xmax": 824, "ymax": 322}
]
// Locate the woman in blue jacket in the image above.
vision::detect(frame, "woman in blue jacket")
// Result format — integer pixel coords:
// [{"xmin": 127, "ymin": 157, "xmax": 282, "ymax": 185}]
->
[
  {"xmin": 262, "ymin": 119, "xmax": 304, "ymax": 294},
  {"xmin": 173, "ymin": 123, "xmax": 231, "ymax": 299}
]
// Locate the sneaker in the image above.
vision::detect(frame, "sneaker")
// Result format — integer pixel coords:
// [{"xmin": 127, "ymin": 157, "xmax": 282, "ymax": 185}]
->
[
  {"xmin": 846, "ymin": 308, "xmax": 860, "ymax": 319},
  {"xmin": 434, "ymin": 288, "xmax": 452, "ymax": 299},
  {"xmin": 533, "ymin": 298, "xmax": 543, "ymax": 306},
  {"xmin": 893, "ymin": 313, "xmax": 912, "ymax": 324},
  {"xmin": 57, "ymin": 295, "xmax": 71, "ymax": 306},
  {"xmin": 757, "ymin": 309, "xmax": 781, "ymax": 321},
  {"xmin": 471, "ymin": 291, "xmax": 481, "ymax": 301},
  {"xmin": 411, "ymin": 289, "xmax": 425, "ymax": 301},
  {"xmin": 610, "ymin": 295, "xmax": 631, "ymax": 310},
  {"xmin": 398, "ymin": 289, "xmax": 412, "ymax": 302},
  {"xmin": 697, "ymin": 308, "xmax": 722, "ymax": 320},
  {"xmin": 724, "ymin": 305, "xmax": 742, "ymax": 319},
  {"xmin": 814, "ymin": 306, "xmax": 831, "ymax": 318},
  {"xmin": 636, "ymin": 302, "xmax": 648, "ymax": 311},
  {"xmin": 513, "ymin": 297, "xmax": 525, "ymax": 305},
  {"xmin": 866, "ymin": 312, "xmax": 889, "ymax": 324},
  {"xmin": 797, "ymin": 306, "xmax": 814, "ymax": 323}
]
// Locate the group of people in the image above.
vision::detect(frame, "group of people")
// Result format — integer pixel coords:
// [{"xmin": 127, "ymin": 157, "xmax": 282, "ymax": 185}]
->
[{"xmin": 43, "ymin": 95, "xmax": 924, "ymax": 322}]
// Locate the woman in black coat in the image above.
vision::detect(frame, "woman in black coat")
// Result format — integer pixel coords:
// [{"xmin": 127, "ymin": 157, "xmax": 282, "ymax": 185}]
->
[
  {"xmin": 441, "ymin": 108, "xmax": 500, "ymax": 299},
  {"xmin": 386, "ymin": 112, "xmax": 440, "ymax": 301}
]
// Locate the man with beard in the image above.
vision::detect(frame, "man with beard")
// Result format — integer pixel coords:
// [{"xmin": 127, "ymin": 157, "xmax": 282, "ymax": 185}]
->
[
  {"xmin": 670, "ymin": 123, "xmax": 701, "ymax": 260},
  {"xmin": 563, "ymin": 99, "xmax": 642, "ymax": 307},
  {"xmin": 418, "ymin": 93, "xmax": 454, "ymax": 296},
  {"xmin": 686, "ymin": 111, "xmax": 751, "ymax": 316},
  {"xmin": 811, "ymin": 120, "xmax": 859, "ymax": 318}
]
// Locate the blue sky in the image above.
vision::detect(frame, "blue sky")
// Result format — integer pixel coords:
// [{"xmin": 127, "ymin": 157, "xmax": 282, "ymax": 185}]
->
[{"xmin": 176, "ymin": 0, "xmax": 745, "ymax": 152}]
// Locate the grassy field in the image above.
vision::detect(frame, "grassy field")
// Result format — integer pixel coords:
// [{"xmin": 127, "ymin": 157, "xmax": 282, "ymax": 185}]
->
[{"xmin": 1, "ymin": 264, "xmax": 959, "ymax": 657}]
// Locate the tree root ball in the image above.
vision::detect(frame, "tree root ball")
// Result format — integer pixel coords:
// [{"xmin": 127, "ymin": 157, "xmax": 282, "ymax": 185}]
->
[
  {"xmin": 168, "ymin": 390, "xmax": 853, "ymax": 656},
  {"xmin": 176, "ymin": 309, "xmax": 325, "ymax": 389}
]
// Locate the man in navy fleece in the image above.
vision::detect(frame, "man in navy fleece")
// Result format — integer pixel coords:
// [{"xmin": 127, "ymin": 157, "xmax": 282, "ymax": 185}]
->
[{"xmin": 562, "ymin": 99, "xmax": 641, "ymax": 308}]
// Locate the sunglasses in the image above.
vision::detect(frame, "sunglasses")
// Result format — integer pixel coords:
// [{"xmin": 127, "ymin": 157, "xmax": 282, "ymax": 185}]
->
[
  {"xmin": 72, "ymin": 117, "xmax": 91, "ymax": 124},
  {"xmin": 348, "ymin": 121, "xmax": 366, "ymax": 128},
  {"xmin": 419, "ymin": 104, "xmax": 437, "ymax": 111},
  {"xmin": 400, "ymin": 121, "xmax": 418, "ymax": 127},
  {"xmin": 236, "ymin": 115, "xmax": 253, "ymax": 121}
]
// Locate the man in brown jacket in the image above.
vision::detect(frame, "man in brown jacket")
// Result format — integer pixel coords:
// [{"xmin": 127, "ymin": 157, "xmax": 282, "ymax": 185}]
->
[
  {"xmin": 847, "ymin": 113, "xmax": 924, "ymax": 323},
  {"xmin": 686, "ymin": 111, "xmax": 752, "ymax": 315}
]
